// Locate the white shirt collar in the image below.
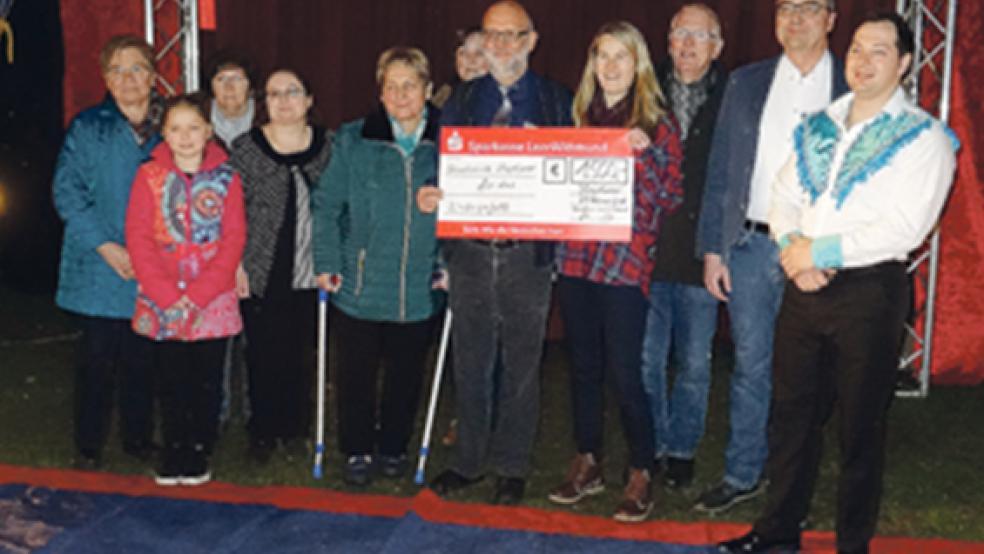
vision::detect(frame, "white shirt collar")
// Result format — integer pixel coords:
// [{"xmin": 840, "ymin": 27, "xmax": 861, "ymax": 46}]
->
[{"xmin": 777, "ymin": 50, "xmax": 832, "ymax": 85}]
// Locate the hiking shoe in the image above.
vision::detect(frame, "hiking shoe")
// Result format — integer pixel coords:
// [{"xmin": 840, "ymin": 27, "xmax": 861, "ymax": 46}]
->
[
  {"xmin": 378, "ymin": 454, "xmax": 409, "ymax": 479},
  {"xmin": 613, "ymin": 468, "xmax": 653, "ymax": 523},
  {"xmin": 663, "ymin": 457, "xmax": 695, "ymax": 489},
  {"xmin": 154, "ymin": 451, "xmax": 183, "ymax": 487},
  {"xmin": 548, "ymin": 453, "xmax": 605, "ymax": 505},
  {"xmin": 429, "ymin": 469, "xmax": 484, "ymax": 496},
  {"xmin": 694, "ymin": 480, "xmax": 766, "ymax": 514},
  {"xmin": 344, "ymin": 454, "xmax": 374, "ymax": 486},
  {"xmin": 180, "ymin": 447, "xmax": 212, "ymax": 486}
]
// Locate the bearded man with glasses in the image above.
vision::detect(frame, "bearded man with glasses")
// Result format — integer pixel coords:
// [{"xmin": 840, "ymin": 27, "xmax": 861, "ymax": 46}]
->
[{"xmin": 418, "ymin": 0, "xmax": 572, "ymax": 507}]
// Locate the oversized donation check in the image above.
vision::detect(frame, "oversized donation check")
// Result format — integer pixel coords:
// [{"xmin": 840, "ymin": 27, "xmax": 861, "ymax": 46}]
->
[{"xmin": 437, "ymin": 127, "xmax": 634, "ymax": 242}]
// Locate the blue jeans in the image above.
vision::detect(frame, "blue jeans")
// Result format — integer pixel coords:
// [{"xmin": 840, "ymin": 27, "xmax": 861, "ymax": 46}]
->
[
  {"xmin": 722, "ymin": 230, "xmax": 785, "ymax": 489},
  {"xmin": 641, "ymin": 281, "xmax": 719, "ymax": 461}
]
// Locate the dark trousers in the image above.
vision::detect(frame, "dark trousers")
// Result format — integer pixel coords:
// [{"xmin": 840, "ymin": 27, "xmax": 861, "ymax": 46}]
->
[
  {"xmin": 332, "ymin": 308, "xmax": 435, "ymax": 457},
  {"xmin": 241, "ymin": 289, "xmax": 316, "ymax": 444},
  {"xmin": 156, "ymin": 339, "xmax": 224, "ymax": 453},
  {"xmin": 447, "ymin": 241, "xmax": 552, "ymax": 479},
  {"xmin": 754, "ymin": 262, "xmax": 909, "ymax": 552},
  {"xmin": 557, "ymin": 276, "xmax": 655, "ymax": 470},
  {"xmin": 73, "ymin": 315, "xmax": 155, "ymax": 455}
]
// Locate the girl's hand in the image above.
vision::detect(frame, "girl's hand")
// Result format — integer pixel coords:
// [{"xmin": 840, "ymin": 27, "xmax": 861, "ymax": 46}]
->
[
  {"xmin": 97, "ymin": 242, "xmax": 135, "ymax": 280},
  {"xmin": 627, "ymin": 128, "xmax": 651, "ymax": 150},
  {"xmin": 235, "ymin": 264, "xmax": 250, "ymax": 298},
  {"xmin": 317, "ymin": 273, "xmax": 343, "ymax": 293}
]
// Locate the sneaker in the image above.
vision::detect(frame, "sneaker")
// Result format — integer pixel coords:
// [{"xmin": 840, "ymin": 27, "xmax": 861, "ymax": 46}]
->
[
  {"xmin": 378, "ymin": 454, "xmax": 409, "ymax": 479},
  {"xmin": 663, "ymin": 457, "xmax": 694, "ymax": 489},
  {"xmin": 344, "ymin": 454, "xmax": 374, "ymax": 486},
  {"xmin": 694, "ymin": 480, "xmax": 766, "ymax": 515},
  {"xmin": 154, "ymin": 451, "xmax": 182, "ymax": 487},
  {"xmin": 548, "ymin": 453, "xmax": 605, "ymax": 505},
  {"xmin": 613, "ymin": 468, "xmax": 653, "ymax": 523},
  {"xmin": 180, "ymin": 447, "xmax": 212, "ymax": 486}
]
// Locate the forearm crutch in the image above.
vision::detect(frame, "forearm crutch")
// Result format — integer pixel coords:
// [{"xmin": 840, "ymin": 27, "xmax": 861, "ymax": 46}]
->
[
  {"xmin": 312, "ymin": 289, "xmax": 329, "ymax": 479},
  {"xmin": 414, "ymin": 308, "xmax": 453, "ymax": 485}
]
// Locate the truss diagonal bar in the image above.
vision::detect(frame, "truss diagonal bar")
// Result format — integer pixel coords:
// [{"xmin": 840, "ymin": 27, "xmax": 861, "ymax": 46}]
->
[{"xmin": 143, "ymin": 0, "xmax": 200, "ymax": 95}]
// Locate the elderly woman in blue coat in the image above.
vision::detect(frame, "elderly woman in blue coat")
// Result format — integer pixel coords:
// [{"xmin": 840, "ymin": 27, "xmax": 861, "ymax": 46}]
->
[
  {"xmin": 313, "ymin": 46, "xmax": 444, "ymax": 487},
  {"xmin": 53, "ymin": 35, "xmax": 163, "ymax": 469}
]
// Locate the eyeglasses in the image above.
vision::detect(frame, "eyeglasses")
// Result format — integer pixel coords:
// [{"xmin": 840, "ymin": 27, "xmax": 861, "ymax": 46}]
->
[
  {"xmin": 482, "ymin": 28, "xmax": 531, "ymax": 44},
  {"xmin": 669, "ymin": 28, "xmax": 719, "ymax": 43},
  {"xmin": 776, "ymin": 1, "xmax": 827, "ymax": 17},
  {"xmin": 214, "ymin": 73, "xmax": 247, "ymax": 86},
  {"xmin": 106, "ymin": 64, "xmax": 151, "ymax": 81},
  {"xmin": 266, "ymin": 87, "xmax": 306, "ymax": 101}
]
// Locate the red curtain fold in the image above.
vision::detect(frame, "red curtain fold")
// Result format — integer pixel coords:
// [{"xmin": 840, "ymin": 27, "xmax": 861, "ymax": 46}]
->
[
  {"xmin": 57, "ymin": 0, "xmax": 984, "ymax": 384},
  {"xmin": 923, "ymin": 0, "xmax": 984, "ymax": 385}
]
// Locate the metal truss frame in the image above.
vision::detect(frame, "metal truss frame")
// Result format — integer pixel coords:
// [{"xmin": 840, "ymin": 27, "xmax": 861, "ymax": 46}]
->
[
  {"xmin": 143, "ymin": 0, "xmax": 200, "ymax": 95},
  {"xmin": 895, "ymin": 0, "xmax": 958, "ymax": 398}
]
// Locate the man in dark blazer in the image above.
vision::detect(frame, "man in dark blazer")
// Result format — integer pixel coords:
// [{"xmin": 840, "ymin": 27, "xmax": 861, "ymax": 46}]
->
[
  {"xmin": 643, "ymin": 2, "xmax": 727, "ymax": 491},
  {"xmin": 694, "ymin": 0, "xmax": 848, "ymax": 514}
]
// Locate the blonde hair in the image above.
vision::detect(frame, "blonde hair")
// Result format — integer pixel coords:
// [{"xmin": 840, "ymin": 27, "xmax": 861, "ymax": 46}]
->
[
  {"xmin": 375, "ymin": 46, "xmax": 431, "ymax": 86},
  {"xmin": 572, "ymin": 21, "xmax": 665, "ymax": 134}
]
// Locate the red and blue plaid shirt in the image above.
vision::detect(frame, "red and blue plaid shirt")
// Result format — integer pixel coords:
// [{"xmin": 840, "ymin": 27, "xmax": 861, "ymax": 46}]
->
[{"xmin": 556, "ymin": 118, "xmax": 684, "ymax": 293}]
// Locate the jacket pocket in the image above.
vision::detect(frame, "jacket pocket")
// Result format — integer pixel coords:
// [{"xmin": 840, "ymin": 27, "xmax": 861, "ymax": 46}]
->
[{"xmin": 354, "ymin": 248, "xmax": 366, "ymax": 297}]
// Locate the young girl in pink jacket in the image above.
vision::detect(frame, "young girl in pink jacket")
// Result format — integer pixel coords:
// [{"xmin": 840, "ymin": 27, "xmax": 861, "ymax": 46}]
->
[{"xmin": 126, "ymin": 94, "xmax": 246, "ymax": 486}]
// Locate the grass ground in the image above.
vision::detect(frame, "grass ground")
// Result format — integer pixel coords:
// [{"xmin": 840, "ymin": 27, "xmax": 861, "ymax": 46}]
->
[{"xmin": 1, "ymin": 282, "xmax": 982, "ymax": 542}]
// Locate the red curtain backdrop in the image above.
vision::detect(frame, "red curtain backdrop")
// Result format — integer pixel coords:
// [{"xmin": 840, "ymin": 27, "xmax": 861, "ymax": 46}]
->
[{"xmin": 57, "ymin": 0, "xmax": 984, "ymax": 384}]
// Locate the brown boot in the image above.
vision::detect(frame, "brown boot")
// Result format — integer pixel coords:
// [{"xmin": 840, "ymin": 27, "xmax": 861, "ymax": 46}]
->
[
  {"xmin": 613, "ymin": 468, "xmax": 653, "ymax": 523},
  {"xmin": 547, "ymin": 453, "xmax": 605, "ymax": 505}
]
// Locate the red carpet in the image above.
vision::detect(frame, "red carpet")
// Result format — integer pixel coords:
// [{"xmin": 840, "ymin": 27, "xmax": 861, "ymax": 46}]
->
[{"xmin": 0, "ymin": 464, "xmax": 980, "ymax": 553}]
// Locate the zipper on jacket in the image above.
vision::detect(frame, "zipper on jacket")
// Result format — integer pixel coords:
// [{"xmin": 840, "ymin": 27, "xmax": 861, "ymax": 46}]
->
[
  {"xmin": 399, "ymin": 153, "xmax": 413, "ymax": 322},
  {"xmin": 355, "ymin": 248, "xmax": 366, "ymax": 297}
]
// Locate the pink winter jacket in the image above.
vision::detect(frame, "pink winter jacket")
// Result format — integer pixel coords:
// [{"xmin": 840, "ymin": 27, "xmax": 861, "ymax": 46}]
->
[{"xmin": 125, "ymin": 140, "xmax": 246, "ymax": 341}]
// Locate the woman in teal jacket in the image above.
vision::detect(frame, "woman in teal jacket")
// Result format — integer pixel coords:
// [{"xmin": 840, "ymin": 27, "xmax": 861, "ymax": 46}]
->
[
  {"xmin": 52, "ymin": 35, "xmax": 163, "ymax": 468},
  {"xmin": 313, "ymin": 47, "xmax": 443, "ymax": 486}
]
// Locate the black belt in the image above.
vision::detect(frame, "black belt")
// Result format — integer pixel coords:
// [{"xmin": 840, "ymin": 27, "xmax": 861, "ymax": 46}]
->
[
  {"xmin": 473, "ymin": 239, "xmax": 519, "ymax": 249},
  {"xmin": 743, "ymin": 220, "xmax": 770, "ymax": 235}
]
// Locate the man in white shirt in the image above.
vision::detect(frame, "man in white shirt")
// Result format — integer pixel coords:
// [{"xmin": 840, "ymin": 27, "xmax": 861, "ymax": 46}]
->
[
  {"xmin": 719, "ymin": 13, "xmax": 957, "ymax": 554},
  {"xmin": 695, "ymin": 0, "xmax": 846, "ymax": 513}
]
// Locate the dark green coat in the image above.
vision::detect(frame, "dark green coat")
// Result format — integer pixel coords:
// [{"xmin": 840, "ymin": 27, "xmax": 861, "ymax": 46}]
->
[{"xmin": 312, "ymin": 104, "xmax": 444, "ymax": 322}]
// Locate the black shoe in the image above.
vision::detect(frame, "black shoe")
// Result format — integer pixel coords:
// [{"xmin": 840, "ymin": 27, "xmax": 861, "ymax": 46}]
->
[
  {"xmin": 180, "ymin": 447, "xmax": 212, "ymax": 486},
  {"xmin": 717, "ymin": 530, "xmax": 800, "ymax": 553},
  {"xmin": 247, "ymin": 438, "xmax": 274, "ymax": 464},
  {"xmin": 343, "ymin": 454, "xmax": 374, "ymax": 487},
  {"xmin": 123, "ymin": 441, "xmax": 160, "ymax": 462},
  {"xmin": 154, "ymin": 450, "xmax": 183, "ymax": 487},
  {"xmin": 378, "ymin": 454, "xmax": 409, "ymax": 479},
  {"xmin": 73, "ymin": 449, "xmax": 102, "ymax": 470},
  {"xmin": 491, "ymin": 477, "xmax": 525, "ymax": 505},
  {"xmin": 429, "ymin": 469, "xmax": 484, "ymax": 496},
  {"xmin": 663, "ymin": 457, "xmax": 694, "ymax": 489},
  {"xmin": 694, "ymin": 480, "xmax": 767, "ymax": 515}
]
